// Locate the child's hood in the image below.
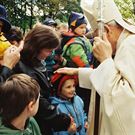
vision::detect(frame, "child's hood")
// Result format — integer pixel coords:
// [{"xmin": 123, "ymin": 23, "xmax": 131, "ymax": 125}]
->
[
  {"xmin": 61, "ymin": 31, "xmax": 79, "ymax": 49},
  {"xmin": 0, "ymin": 117, "xmax": 36, "ymax": 135},
  {"xmin": 0, "ymin": 117, "xmax": 20, "ymax": 134},
  {"xmin": 50, "ymin": 96, "xmax": 73, "ymax": 105}
]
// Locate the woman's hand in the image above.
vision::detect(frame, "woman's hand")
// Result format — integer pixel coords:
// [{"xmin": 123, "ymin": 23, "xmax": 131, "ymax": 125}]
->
[{"xmin": 55, "ymin": 67, "xmax": 79, "ymax": 75}]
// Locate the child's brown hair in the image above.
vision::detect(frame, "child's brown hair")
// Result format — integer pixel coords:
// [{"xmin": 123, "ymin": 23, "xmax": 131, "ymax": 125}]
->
[
  {"xmin": 0, "ymin": 74, "xmax": 40, "ymax": 124},
  {"xmin": 21, "ymin": 24, "xmax": 60, "ymax": 67}
]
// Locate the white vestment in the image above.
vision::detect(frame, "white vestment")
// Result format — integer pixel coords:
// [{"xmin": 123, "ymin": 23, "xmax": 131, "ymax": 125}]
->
[{"xmin": 78, "ymin": 30, "xmax": 135, "ymax": 135}]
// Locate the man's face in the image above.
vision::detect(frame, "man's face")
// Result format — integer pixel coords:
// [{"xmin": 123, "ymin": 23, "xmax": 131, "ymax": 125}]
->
[{"xmin": 93, "ymin": 23, "xmax": 120, "ymax": 55}]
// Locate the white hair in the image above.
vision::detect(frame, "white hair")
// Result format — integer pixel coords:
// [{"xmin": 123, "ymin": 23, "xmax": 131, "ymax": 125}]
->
[{"xmin": 106, "ymin": 20, "xmax": 120, "ymax": 27}]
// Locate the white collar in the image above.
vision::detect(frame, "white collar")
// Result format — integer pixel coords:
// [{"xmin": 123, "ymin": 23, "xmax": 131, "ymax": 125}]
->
[{"xmin": 116, "ymin": 29, "xmax": 130, "ymax": 50}]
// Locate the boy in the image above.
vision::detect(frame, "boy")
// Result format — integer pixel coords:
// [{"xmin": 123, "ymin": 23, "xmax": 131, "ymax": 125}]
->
[
  {"xmin": 0, "ymin": 74, "xmax": 41, "ymax": 135},
  {"xmin": 62, "ymin": 11, "xmax": 93, "ymax": 67},
  {"xmin": 43, "ymin": 18, "xmax": 63, "ymax": 77}
]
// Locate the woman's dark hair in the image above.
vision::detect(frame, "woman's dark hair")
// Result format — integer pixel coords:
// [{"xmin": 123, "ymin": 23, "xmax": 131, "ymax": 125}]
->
[
  {"xmin": 0, "ymin": 74, "xmax": 40, "ymax": 124},
  {"xmin": 21, "ymin": 24, "xmax": 60, "ymax": 67}
]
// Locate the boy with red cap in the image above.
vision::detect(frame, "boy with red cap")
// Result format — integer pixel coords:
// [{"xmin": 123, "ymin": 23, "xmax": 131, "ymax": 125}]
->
[{"xmin": 50, "ymin": 73, "xmax": 88, "ymax": 135}]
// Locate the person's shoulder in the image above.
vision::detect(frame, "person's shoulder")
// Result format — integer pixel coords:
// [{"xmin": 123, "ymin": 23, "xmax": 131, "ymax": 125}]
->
[
  {"xmin": 74, "ymin": 36, "xmax": 83, "ymax": 41},
  {"xmin": 68, "ymin": 36, "xmax": 84, "ymax": 46},
  {"xmin": 28, "ymin": 117, "xmax": 42, "ymax": 135},
  {"xmin": 0, "ymin": 117, "xmax": 20, "ymax": 135},
  {"xmin": 127, "ymin": 33, "xmax": 135, "ymax": 40},
  {"xmin": 76, "ymin": 36, "xmax": 91, "ymax": 44},
  {"xmin": 122, "ymin": 33, "xmax": 135, "ymax": 47},
  {"xmin": 74, "ymin": 95, "xmax": 84, "ymax": 103},
  {"xmin": 50, "ymin": 96, "xmax": 68, "ymax": 105},
  {"xmin": 74, "ymin": 36, "xmax": 89, "ymax": 45},
  {"xmin": 0, "ymin": 65, "xmax": 12, "ymax": 74},
  {"xmin": 29, "ymin": 117, "xmax": 38, "ymax": 126}
]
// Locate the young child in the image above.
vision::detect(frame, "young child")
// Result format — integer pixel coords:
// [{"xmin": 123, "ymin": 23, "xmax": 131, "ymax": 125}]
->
[
  {"xmin": 50, "ymin": 73, "xmax": 88, "ymax": 135},
  {"xmin": 0, "ymin": 74, "xmax": 41, "ymax": 135},
  {"xmin": 56, "ymin": 23, "xmax": 68, "ymax": 35},
  {"xmin": 5, "ymin": 26, "xmax": 23, "ymax": 47},
  {"xmin": 61, "ymin": 11, "xmax": 93, "ymax": 68},
  {"xmin": 43, "ymin": 19, "xmax": 65, "ymax": 78}
]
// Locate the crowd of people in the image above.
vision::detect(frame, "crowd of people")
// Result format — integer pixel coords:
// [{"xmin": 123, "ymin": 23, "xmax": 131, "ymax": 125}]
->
[
  {"xmin": 1, "ymin": 0, "xmax": 135, "ymax": 135},
  {"xmin": 0, "ymin": 3, "xmax": 91, "ymax": 135}
]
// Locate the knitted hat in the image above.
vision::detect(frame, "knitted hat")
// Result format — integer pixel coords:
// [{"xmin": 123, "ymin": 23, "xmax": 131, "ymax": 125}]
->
[
  {"xmin": 51, "ymin": 73, "xmax": 78, "ymax": 96},
  {"xmin": 0, "ymin": 5, "xmax": 11, "ymax": 33},
  {"xmin": 68, "ymin": 11, "xmax": 87, "ymax": 31}
]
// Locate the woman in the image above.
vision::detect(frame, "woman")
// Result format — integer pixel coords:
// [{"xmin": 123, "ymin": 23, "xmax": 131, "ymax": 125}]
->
[{"xmin": 13, "ymin": 24, "xmax": 74, "ymax": 135}]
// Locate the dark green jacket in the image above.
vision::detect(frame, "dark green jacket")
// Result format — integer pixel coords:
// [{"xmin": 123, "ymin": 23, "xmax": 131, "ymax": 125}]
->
[{"xmin": 0, "ymin": 117, "xmax": 41, "ymax": 135}]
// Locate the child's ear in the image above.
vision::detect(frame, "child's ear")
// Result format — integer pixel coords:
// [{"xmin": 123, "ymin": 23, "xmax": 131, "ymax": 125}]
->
[{"xmin": 27, "ymin": 101, "xmax": 35, "ymax": 112}]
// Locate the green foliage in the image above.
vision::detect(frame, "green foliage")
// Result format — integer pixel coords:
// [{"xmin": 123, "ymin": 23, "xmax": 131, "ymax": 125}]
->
[
  {"xmin": 114, "ymin": 0, "xmax": 135, "ymax": 22},
  {"xmin": 1, "ymin": 0, "xmax": 135, "ymax": 32},
  {"xmin": 0, "ymin": 0, "xmax": 82, "ymax": 32}
]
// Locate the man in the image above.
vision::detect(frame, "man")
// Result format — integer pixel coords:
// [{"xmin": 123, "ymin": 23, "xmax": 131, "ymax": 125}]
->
[{"xmin": 56, "ymin": 0, "xmax": 135, "ymax": 135}]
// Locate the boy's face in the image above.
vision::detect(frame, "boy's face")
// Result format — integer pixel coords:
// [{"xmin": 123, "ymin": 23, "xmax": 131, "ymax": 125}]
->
[
  {"xmin": 60, "ymin": 79, "xmax": 75, "ymax": 99},
  {"xmin": 74, "ymin": 24, "xmax": 87, "ymax": 36}
]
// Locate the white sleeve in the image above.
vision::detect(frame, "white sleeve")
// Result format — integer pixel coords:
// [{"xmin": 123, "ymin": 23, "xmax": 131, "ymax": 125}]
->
[
  {"xmin": 90, "ymin": 35, "xmax": 135, "ymax": 97},
  {"xmin": 78, "ymin": 67, "xmax": 93, "ymax": 89},
  {"xmin": 90, "ymin": 58, "xmax": 117, "ymax": 96}
]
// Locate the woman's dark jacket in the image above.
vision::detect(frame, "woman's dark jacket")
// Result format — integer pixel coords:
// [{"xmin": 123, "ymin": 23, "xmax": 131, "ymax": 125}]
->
[{"xmin": 13, "ymin": 60, "xmax": 70, "ymax": 135}]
